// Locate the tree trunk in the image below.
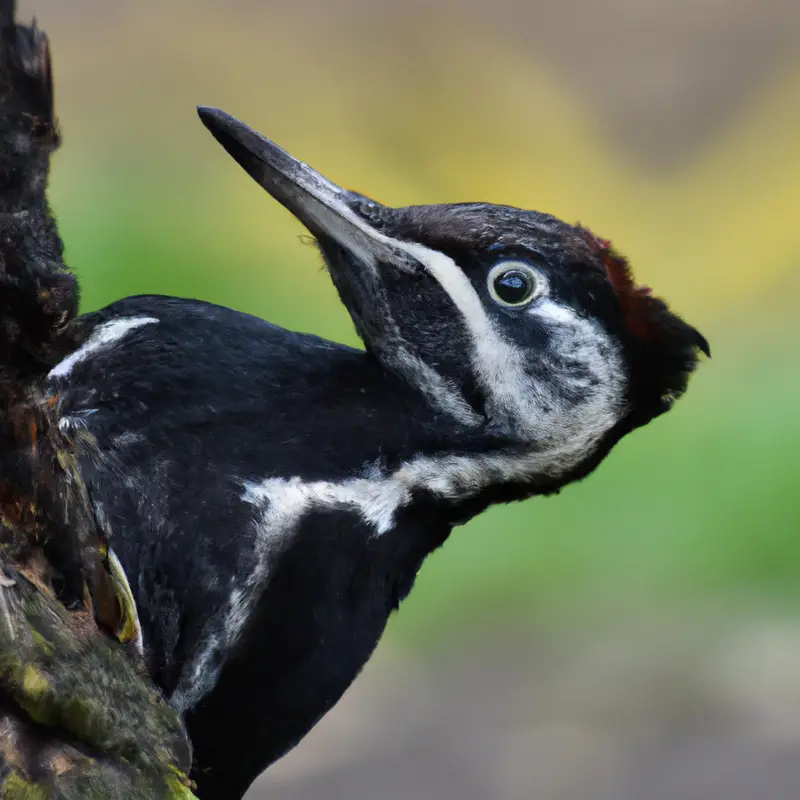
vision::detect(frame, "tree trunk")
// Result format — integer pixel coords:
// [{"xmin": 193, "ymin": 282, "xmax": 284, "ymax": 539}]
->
[{"xmin": 0, "ymin": 2, "xmax": 198, "ymax": 796}]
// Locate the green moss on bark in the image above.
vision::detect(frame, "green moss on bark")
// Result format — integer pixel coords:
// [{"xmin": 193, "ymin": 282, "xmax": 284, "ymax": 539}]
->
[{"xmin": 0, "ymin": 571, "xmax": 197, "ymax": 798}]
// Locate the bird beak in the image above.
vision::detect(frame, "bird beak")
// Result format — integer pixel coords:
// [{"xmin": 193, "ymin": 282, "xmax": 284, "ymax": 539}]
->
[{"xmin": 197, "ymin": 106, "xmax": 417, "ymax": 273}]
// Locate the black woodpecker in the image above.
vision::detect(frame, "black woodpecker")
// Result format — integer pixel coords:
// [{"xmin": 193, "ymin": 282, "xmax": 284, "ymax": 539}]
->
[{"xmin": 29, "ymin": 43, "xmax": 707, "ymax": 800}]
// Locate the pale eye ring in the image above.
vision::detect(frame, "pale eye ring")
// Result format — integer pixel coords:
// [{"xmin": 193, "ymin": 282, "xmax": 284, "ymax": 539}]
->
[{"xmin": 487, "ymin": 261, "xmax": 545, "ymax": 308}]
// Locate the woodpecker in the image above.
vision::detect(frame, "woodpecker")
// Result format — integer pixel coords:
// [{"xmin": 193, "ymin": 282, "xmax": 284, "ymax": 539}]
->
[{"xmin": 33, "ymin": 90, "xmax": 707, "ymax": 800}]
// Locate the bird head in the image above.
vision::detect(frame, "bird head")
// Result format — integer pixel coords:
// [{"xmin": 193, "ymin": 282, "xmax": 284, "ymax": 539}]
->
[{"xmin": 198, "ymin": 107, "xmax": 708, "ymax": 485}]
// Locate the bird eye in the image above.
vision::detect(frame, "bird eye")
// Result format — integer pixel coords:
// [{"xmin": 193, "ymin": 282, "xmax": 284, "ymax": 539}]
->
[{"xmin": 487, "ymin": 262, "xmax": 543, "ymax": 308}]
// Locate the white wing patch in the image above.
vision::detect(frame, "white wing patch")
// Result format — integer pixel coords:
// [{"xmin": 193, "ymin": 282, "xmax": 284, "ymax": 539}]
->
[{"xmin": 48, "ymin": 316, "xmax": 159, "ymax": 380}]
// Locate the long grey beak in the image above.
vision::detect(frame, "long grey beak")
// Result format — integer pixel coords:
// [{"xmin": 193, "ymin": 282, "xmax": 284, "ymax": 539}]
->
[{"xmin": 197, "ymin": 106, "xmax": 415, "ymax": 271}]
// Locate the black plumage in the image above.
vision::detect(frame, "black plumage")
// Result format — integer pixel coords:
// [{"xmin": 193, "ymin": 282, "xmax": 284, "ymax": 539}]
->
[{"xmin": 5, "ymin": 14, "xmax": 708, "ymax": 799}]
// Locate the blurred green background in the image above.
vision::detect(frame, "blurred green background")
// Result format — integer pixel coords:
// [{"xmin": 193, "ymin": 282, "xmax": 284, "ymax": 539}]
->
[{"xmin": 20, "ymin": 0, "xmax": 800, "ymax": 797}]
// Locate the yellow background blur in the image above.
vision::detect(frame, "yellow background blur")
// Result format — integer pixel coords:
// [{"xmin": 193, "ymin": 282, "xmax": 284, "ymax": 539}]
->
[{"xmin": 20, "ymin": 0, "xmax": 800, "ymax": 797}]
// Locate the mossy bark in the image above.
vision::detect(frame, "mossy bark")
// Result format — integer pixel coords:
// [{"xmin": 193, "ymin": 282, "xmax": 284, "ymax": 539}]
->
[{"xmin": 0, "ymin": 561, "xmax": 196, "ymax": 798}]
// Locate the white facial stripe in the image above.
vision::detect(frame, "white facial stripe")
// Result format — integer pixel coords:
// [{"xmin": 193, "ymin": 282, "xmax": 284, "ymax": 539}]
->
[
  {"xmin": 396, "ymin": 245, "xmax": 627, "ymax": 448},
  {"xmin": 530, "ymin": 299, "xmax": 627, "ymax": 445},
  {"xmin": 299, "ymin": 188, "xmax": 482, "ymax": 425},
  {"xmin": 400, "ymin": 242, "xmax": 535, "ymax": 430},
  {"xmin": 310, "ymin": 190, "xmax": 627, "ymax": 442},
  {"xmin": 296, "ymin": 185, "xmax": 495, "ymax": 361},
  {"xmin": 304, "ymin": 190, "xmax": 525, "ymax": 425},
  {"xmin": 48, "ymin": 316, "xmax": 158, "ymax": 380},
  {"xmin": 393, "ymin": 350, "xmax": 482, "ymax": 426}
]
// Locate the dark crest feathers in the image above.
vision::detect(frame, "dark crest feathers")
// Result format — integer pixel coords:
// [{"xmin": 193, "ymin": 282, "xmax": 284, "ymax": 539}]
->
[{"xmin": 578, "ymin": 226, "xmax": 710, "ymax": 428}]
